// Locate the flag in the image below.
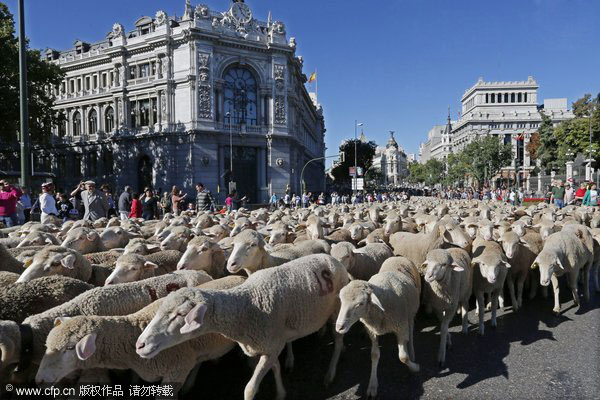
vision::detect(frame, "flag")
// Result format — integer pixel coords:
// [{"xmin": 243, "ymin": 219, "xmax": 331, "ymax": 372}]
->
[{"xmin": 308, "ymin": 71, "xmax": 317, "ymax": 83}]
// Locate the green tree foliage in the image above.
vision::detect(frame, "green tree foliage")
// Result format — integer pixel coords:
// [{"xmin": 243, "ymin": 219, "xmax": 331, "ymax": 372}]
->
[
  {"xmin": 555, "ymin": 94, "xmax": 600, "ymax": 165},
  {"xmin": 408, "ymin": 158, "xmax": 445, "ymax": 186},
  {"xmin": 459, "ymin": 135, "xmax": 512, "ymax": 187},
  {"xmin": 445, "ymin": 152, "xmax": 469, "ymax": 187},
  {"xmin": 0, "ymin": 3, "xmax": 65, "ymax": 144},
  {"xmin": 331, "ymin": 139, "xmax": 377, "ymax": 184},
  {"xmin": 533, "ymin": 112, "xmax": 558, "ymax": 172}
]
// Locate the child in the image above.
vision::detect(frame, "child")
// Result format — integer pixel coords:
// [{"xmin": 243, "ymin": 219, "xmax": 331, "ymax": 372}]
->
[
  {"xmin": 57, "ymin": 193, "xmax": 74, "ymax": 221},
  {"xmin": 129, "ymin": 193, "xmax": 142, "ymax": 218}
]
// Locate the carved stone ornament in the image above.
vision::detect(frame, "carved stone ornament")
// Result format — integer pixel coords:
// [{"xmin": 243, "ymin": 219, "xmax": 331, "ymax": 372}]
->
[
  {"xmin": 274, "ymin": 64, "xmax": 285, "ymax": 92},
  {"xmin": 198, "ymin": 86, "xmax": 212, "ymax": 119},
  {"xmin": 195, "ymin": 4, "xmax": 210, "ymax": 19},
  {"xmin": 274, "ymin": 95, "xmax": 286, "ymax": 125},
  {"xmin": 161, "ymin": 93, "xmax": 167, "ymax": 116},
  {"xmin": 198, "ymin": 52, "xmax": 210, "ymax": 81},
  {"xmin": 202, "ymin": 156, "xmax": 210, "ymax": 166},
  {"xmin": 289, "ymin": 37, "xmax": 296, "ymax": 49},
  {"xmin": 117, "ymin": 99, "xmax": 124, "ymax": 125},
  {"xmin": 270, "ymin": 21, "xmax": 286, "ymax": 35},
  {"xmin": 155, "ymin": 11, "xmax": 167, "ymax": 27},
  {"xmin": 112, "ymin": 23, "xmax": 124, "ymax": 38},
  {"xmin": 276, "ymin": 158, "xmax": 284, "ymax": 167}
]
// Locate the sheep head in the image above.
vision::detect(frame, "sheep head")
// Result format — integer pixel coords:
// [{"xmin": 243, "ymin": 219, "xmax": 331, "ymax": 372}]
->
[
  {"xmin": 227, "ymin": 229, "xmax": 265, "ymax": 274},
  {"xmin": 336, "ymin": 280, "xmax": 384, "ymax": 334},
  {"xmin": 383, "ymin": 214, "xmax": 401, "ymax": 236},
  {"xmin": 330, "ymin": 242, "xmax": 355, "ymax": 272},
  {"xmin": 472, "ymin": 256, "xmax": 510, "ymax": 284},
  {"xmin": 159, "ymin": 226, "xmax": 192, "ymax": 252},
  {"xmin": 177, "ymin": 237, "xmax": 221, "ymax": 272},
  {"xmin": 0, "ymin": 320, "xmax": 21, "ymax": 381},
  {"xmin": 16, "ymin": 247, "xmax": 78, "ymax": 283},
  {"xmin": 99, "ymin": 226, "xmax": 131, "ymax": 249},
  {"xmin": 499, "ymin": 231, "xmax": 520, "ymax": 259},
  {"xmin": 36, "ymin": 317, "xmax": 96, "ymax": 385},
  {"xmin": 423, "ymin": 249, "xmax": 463, "ymax": 283},
  {"xmin": 105, "ymin": 254, "xmax": 158, "ymax": 285},
  {"xmin": 531, "ymin": 252, "xmax": 565, "ymax": 287},
  {"xmin": 60, "ymin": 227, "xmax": 101, "ymax": 254},
  {"xmin": 16, "ymin": 232, "xmax": 58, "ymax": 248}
]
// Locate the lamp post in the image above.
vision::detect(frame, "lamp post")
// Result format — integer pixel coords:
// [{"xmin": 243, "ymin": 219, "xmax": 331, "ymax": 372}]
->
[
  {"xmin": 18, "ymin": 0, "xmax": 30, "ymax": 189},
  {"xmin": 354, "ymin": 121, "xmax": 363, "ymax": 195},
  {"xmin": 226, "ymin": 111, "xmax": 234, "ymax": 193}
]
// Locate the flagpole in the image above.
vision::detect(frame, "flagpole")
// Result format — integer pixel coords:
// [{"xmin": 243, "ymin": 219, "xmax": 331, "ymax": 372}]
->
[{"xmin": 315, "ymin": 68, "xmax": 318, "ymax": 104}]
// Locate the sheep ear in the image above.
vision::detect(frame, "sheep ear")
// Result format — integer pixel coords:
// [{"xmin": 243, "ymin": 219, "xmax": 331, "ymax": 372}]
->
[
  {"xmin": 23, "ymin": 258, "xmax": 34, "ymax": 268},
  {"xmin": 443, "ymin": 230, "xmax": 453, "ymax": 243},
  {"xmin": 44, "ymin": 237, "xmax": 54, "ymax": 245},
  {"xmin": 180, "ymin": 304, "xmax": 207, "ymax": 334},
  {"xmin": 530, "ymin": 261, "xmax": 539, "ymax": 270},
  {"xmin": 370, "ymin": 293, "xmax": 385, "ymax": 312},
  {"xmin": 61, "ymin": 254, "xmax": 76, "ymax": 270},
  {"xmin": 143, "ymin": 261, "xmax": 159, "ymax": 270},
  {"xmin": 75, "ymin": 333, "xmax": 97, "ymax": 360},
  {"xmin": 452, "ymin": 264, "xmax": 465, "ymax": 272},
  {"xmin": 53, "ymin": 317, "xmax": 72, "ymax": 327},
  {"xmin": 556, "ymin": 258, "xmax": 565, "ymax": 270},
  {"xmin": 146, "ymin": 244, "xmax": 160, "ymax": 253},
  {"xmin": 503, "ymin": 261, "xmax": 511, "ymax": 269},
  {"xmin": 86, "ymin": 232, "xmax": 98, "ymax": 241}
]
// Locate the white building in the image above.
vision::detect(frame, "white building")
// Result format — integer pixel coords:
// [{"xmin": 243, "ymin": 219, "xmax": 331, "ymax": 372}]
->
[
  {"xmin": 419, "ymin": 110, "xmax": 454, "ymax": 163},
  {"xmin": 372, "ymin": 132, "xmax": 408, "ymax": 186},
  {"xmin": 21, "ymin": 1, "xmax": 326, "ymax": 202}
]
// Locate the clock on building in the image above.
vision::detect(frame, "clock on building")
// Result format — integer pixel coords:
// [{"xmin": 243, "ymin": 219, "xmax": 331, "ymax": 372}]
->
[{"xmin": 230, "ymin": 1, "xmax": 252, "ymax": 25}]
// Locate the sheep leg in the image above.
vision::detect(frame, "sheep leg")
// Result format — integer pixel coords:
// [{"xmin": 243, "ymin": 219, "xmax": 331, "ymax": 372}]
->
[
  {"xmin": 438, "ymin": 317, "xmax": 450, "ymax": 369},
  {"xmin": 593, "ymin": 263, "xmax": 600, "ymax": 292},
  {"xmin": 551, "ymin": 274, "xmax": 561, "ymax": 314},
  {"xmin": 460, "ymin": 301, "xmax": 469, "ymax": 334},
  {"xmin": 244, "ymin": 353, "xmax": 279, "ymax": 400},
  {"xmin": 582, "ymin": 263, "xmax": 590, "ymax": 302},
  {"xmin": 528, "ymin": 272, "xmax": 538, "ymax": 300},
  {"xmin": 324, "ymin": 330, "xmax": 344, "ymax": 386},
  {"xmin": 507, "ymin": 276, "xmax": 518, "ymax": 311},
  {"xmin": 567, "ymin": 270, "xmax": 579, "ymax": 307},
  {"xmin": 476, "ymin": 292, "xmax": 485, "ymax": 336},
  {"xmin": 396, "ymin": 331, "xmax": 419, "ymax": 373},
  {"xmin": 180, "ymin": 362, "xmax": 201, "ymax": 395},
  {"xmin": 271, "ymin": 358, "xmax": 286, "ymax": 400},
  {"xmin": 491, "ymin": 290, "xmax": 499, "ymax": 328},
  {"xmin": 284, "ymin": 342, "xmax": 294, "ymax": 372},
  {"xmin": 366, "ymin": 331, "xmax": 380, "ymax": 398},
  {"xmin": 516, "ymin": 275, "xmax": 526, "ymax": 309},
  {"xmin": 408, "ymin": 318, "xmax": 416, "ymax": 362}
]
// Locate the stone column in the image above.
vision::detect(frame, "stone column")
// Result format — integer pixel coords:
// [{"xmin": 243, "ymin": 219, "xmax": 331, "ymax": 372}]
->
[
  {"xmin": 566, "ymin": 161, "xmax": 574, "ymax": 181},
  {"xmin": 537, "ymin": 173, "xmax": 542, "ymax": 193}
]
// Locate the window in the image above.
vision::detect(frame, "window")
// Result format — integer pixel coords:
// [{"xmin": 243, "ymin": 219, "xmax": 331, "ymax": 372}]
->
[
  {"xmin": 504, "ymin": 123, "xmax": 513, "ymax": 129},
  {"xmin": 129, "ymin": 66, "xmax": 136, "ymax": 80},
  {"xmin": 524, "ymin": 93, "xmax": 528, "ymax": 102},
  {"xmin": 93, "ymin": 75, "xmax": 98, "ymax": 89},
  {"xmin": 504, "ymin": 93, "xmax": 509, "ymax": 103},
  {"xmin": 103, "ymin": 151, "xmax": 114, "ymax": 175},
  {"xmin": 88, "ymin": 109, "xmax": 98, "ymax": 134},
  {"xmin": 511, "ymin": 93, "xmax": 515, "ymax": 103},
  {"xmin": 504, "ymin": 134, "xmax": 511, "ymax": 145},
  {"xmin": 531, "ymin": 123, "xmax": 539, "ymax": 128},
  {"xmin": 85, "ymin": 76, "xmax": 90, "ymax": 90},
  {"xmin": 139, "ymin": 63, "xmax": 150, "ymax": 78},
  {"xmin": 139, "ymin": 99, "xmax": 150, "ymax": 126},
  {"xmin": 102, "ymin": 74, "xmax": 107, "ymax": 88},
  {"xmin": 72, "ymin": 111, "xmax": 81, "ymax": 135},
  {"xmin": 70, "ymin": 80, "xmax": 74, "ymax": 93},
  {"xmin": 490, "ymin": 124, "xmax": 500, "ymax": 129},
  {"xmin": 518, "ymin": 93, "xmax": 522, "ymax": 102},
  {"xmin": 223, "ymin": 66, "xmax": 258, "ymax": 125},
  {"xmin": 517, "ymin": 123, "xmax": 526, "ymax": 129},
  {"xmin": 105, "ymin": 107, "xmax": 114, "ymax": 132}
]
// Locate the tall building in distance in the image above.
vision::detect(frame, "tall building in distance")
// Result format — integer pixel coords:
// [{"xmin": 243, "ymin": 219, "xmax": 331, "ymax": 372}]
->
[
  {"xmin": 420, "ymin": 76, "xmax": 574, "ymax": 179},
  {"xmin": 372, "ymin": 131, "xmax": 408, "ymax": 187},
  {"xmin": 33, "ymin": 1, "xmax": 326, "ymax": 202}
]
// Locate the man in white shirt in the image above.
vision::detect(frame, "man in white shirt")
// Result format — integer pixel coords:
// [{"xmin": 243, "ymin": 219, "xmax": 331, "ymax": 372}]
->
[{"xmin": 39, "ymin": 182, "xmax": 58, "ymax": 223}]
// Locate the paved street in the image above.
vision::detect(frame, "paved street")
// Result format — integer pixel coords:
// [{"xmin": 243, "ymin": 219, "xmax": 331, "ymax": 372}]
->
[{"xmin": 187, "ymin": 284, "xmax": 599, "ymax": 400}]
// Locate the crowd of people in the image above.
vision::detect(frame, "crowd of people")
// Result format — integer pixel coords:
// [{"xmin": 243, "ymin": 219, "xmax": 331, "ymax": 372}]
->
[{"xmin": 549, "ymin": 179, "xmax": 598, "ymax": 209}]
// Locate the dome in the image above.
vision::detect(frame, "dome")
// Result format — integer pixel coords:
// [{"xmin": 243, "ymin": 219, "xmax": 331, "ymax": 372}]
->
[{"xmin": 386, "ymin": 131, "xmax": 398, "ymax": 149}]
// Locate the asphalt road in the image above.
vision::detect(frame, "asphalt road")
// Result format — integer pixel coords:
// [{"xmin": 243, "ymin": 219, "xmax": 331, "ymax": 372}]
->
[{"xmin": 186, "ymin": 280, "xmax": 600, "ymax": 400}]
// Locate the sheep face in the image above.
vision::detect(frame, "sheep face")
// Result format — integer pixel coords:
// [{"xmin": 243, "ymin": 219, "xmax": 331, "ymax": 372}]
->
[
  {"xmin": 99, "ymin": 227, "xmax": 129, "ymax": 249},
  {"xmin": 159, "ymin": 228, "xmax": 191, "ymax": 252},
  {"xmin": 348, "ymin": 224, "xmax": 366, "ymax": 241},
  {"xmin": 531, "ymin": 253, "xmax": 564, "ymax": 287},
  {"xmin": 383, "ymin": 216, "xmax": 401, "ymax": 236},
  {"xmin": 473, "ymin": 259, "xmax": 509, "ymax": 284},
  {"xmin": 137, "ymin": 290, "xmax": 203, "ymax": 358},
  {"xmin": 336, "ymin": 281, "xmax": 384, "ymax": 334},
  {"xmin": 330, "ymin": 243, "xmax": 354, "ymax": 271},
  {"xmin": 500, "ymin": 232, "xmax": 520, "ymax": 259},
  {"xmin": 227, "ymin": 230, "xmax": 264, "ymax": 274},
  {"xmin": 423, "ymin": 250, "xmax": 459, "ymax": 283},
  {"xmin": 0, "ymin": 320, "xmax": 20, "ymax": 380},
  {"xmin": 61, "ymin": 228, "xmax": 100, "ymax": 254},
  {"xmin": 177, "ymin": 242, "xmax": 213, "ymax": 271},
  {"xmin": 16, "ymin": 248, "xmax": 78, "ymax": 283},
  {"xmin": 464, "ymin": 224, "xmax": 478, "ymax": 239},
  {"xmin": 441, "ymin": 224, "xmax": 471, "ymax": 250},
  {"xmin": 123, "ymin": 239, "xmax": 156, "ymax": 255},
  {"xmin": 36, "ymin": 319, "xmax": 96, "ymax": 385},
  {"xmin": 16, "ymin": 232, "xmax": 58, "ymax": 247},
  {"xmin": 268, "ymin": 229, "xmax": 287, "ymax": 246},
  {"xmin": 477, "ymin": 223, "xmax": 494, "ymax": 241},
  {"xmin": 105, "ymin": 255, "xmax": 158, "ymax": 285},
  {"xmin": 230, "ymin": 218, "xmax": 251, "ymax": 237}
]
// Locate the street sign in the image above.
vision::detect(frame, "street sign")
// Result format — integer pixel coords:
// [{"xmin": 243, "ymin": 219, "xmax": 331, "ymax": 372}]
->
[
  {"xmin": 349, "ymin": 167, "xmax": 363, "ymax": 177},
  {"xmin": 349, "ymin": 167, "xmax": 356, "ymax": 177},
  {"xmin": 352, "ymin": 178, "xmax": 364, "ymax": 190}
]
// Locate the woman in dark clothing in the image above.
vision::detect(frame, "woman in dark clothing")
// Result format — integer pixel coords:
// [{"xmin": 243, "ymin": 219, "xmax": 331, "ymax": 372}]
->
[{"xmin": 140, "ymin": 188, "xmax": 159, "ymax": 220}]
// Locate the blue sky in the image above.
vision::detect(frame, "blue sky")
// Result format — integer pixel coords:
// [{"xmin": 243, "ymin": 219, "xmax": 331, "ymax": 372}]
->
[{"xmin": 5, "ymin": 0, "xmax": 599, "ymax": 166}]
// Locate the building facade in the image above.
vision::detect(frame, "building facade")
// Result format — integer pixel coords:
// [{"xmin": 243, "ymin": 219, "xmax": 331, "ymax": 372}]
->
[
  {"xmin": 372, "ymin": 132, "xmax": 408, "ymax": 187},
  {"xmin": 419, "ymin": 111, "xmax": 454, "ymax": 163},
  {"xmin": 30, "ymin": 1, "xmax": 325, "ymax": 202},
  {"xmin": 419, "ymin": 77, "xmax": 574, "ymax": 180}
]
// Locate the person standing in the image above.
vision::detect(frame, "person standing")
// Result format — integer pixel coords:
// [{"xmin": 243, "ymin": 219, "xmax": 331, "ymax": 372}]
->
[
  {"xmin": 118, "ymin": 186, "xmax": 132, "ymax": 220},
  {"xmin": 0, "ymin": 180, "xmax": 22, "ymax": 227},
  {"xmin": 583, "ymin": 183, "xmax": 598, "ymax": 206},
  {"xmin": 129, "ymin": 193, "xmax": 143, "ymax": 218},
  {"xmin": 39, "ymin": 182, "xmax": 58, "ymax": 223},
  {"xmin": 140, "ymin": 188, "xmax": 158, "ymax": 220},
  {"xmin": 195, "ymin": 183, "xmax": 214, "ymax": 212},
  {"xmin": 57, "ymin": 192, "xmax": 74, "ymax": 222},
  {"xmin": 551, "ymin": 180, "xmax": 565, "ymax": 209},
  {"xmin": 79, "ymin": 181, "xmax": 109, "ymax": 221},
  {"xmin": 564, "ymin": 183, "xmax": 574, "ymax": 205},
  {"xmin": 102, "ymin": 185, "xmax": 117, "ymax": 218},
  {"xmin": 171, "ymin": 186, "xmax": 186, "ymax": 216},
  {"xmin": 19, "ymin": 188, "xmax": 32, "ymax": 222}
]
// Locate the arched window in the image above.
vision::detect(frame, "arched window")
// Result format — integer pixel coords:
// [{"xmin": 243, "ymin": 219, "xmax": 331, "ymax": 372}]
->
[
  {"xmin": 105, "ymin": 107, "xmax": 114, "ymax": 132},
  {"xmin": 88, "ymin": 109, "xmax": 98, "ymax": 134},
  {"xmin": 223, "ymin": 66, "xmax": 258, "ymax": 125},
  {"xmin": 72, "ymin": 111, "xmax": 81, "ymax": 136}
]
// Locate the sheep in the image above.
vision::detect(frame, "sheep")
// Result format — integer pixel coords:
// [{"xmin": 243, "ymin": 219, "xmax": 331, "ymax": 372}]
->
[
  {"xmin": 361, "ymin": 212, "xmax": 402, "ymax": 245},
  {"xmin": 330, "ymin": 242, "xmax": 393, "ymax": 280},
  {"xmin": 16, "ymin": 231, "xmax": 60, "ymax": 248},
  {"xmin": 421, "ymin": 248, "xmax": 472, "ymax": 368},
  {"xmin": 159, "ymin": 226, "xmax": 193, "ymax": 252},
  {"xmin": 0, "ymin": 236, "xmax": 22, "ymax": 248},
  {"xmin": 227, "ymin": 230, "xmax": 331, "ymax": 276},
  {"xmin": 123, "ymin": 238, "xmax": 160, "ymax": 255},
  {"xmin": 324, "ymin": 228, "xmax": 353, "ymax": 243},
  {"xmin": 0, "ymin": 276, "xmax": 93, "ymax": 323},
  {"xmin": 105, "ymin": 250, "xmax": 183, "ymax": 285},
  {"xmin": 305, "ymin": 214, "xmax": 325, "ymax": 240},
  {"xmin": 136, "ymin": 254, "xmax": 350, "ymax": 400},
  {"xmin": 499, "ymin": 231, "xmax": 543, "ymax": 309},
  {"xmin": 0, "ymin": 271, "xmax": 19, "ymax": 287},
  {"xmin": 590, "ymin": 228, "xmax": 600, "ymax": 292},
  {"xmin": 379, "ymin": 256, "xmax": 421, "ymax": 295},
  {"xmin": 83, "ymin": 249, "xmax": 124, "ymax": 267},
  {"xmin": 335, "ymin": 269, "xmax": 420, "ymax": 398},
  {"xmin": 176, "ymin": 236, "xmax": 226, "ymax": 278},
  {"xmin": 230, "ymin": 217, "xmax": 254, "ymax": 237},
  {"xmin": 389, "ymin": 221, "xmax": 471, "ymax": 267},
  {"xmin": 99, "ymin": 226, "xmax": 139, "ymax": 249},
  {"xmin": 0, "ymin": 271, "xmax": 212, "ymax": 381},
  {"xmin": 16, "ymin": 246, "xmax": 93, "ymax": 284},
  {"xmin": 531, "ymin": 226, "xmax": 594, "ymax": 314},
  {"xmin": 0, "ymin": 243, "xmax": 25, "ymax": 274},
  {"xmin": 471, "ymin": 238, "xmax": 511, "ymax": 335},
  {"xmin": 201, "ymin": 224, "xmax": 231, "ymax": 242},
  {"xmin": 36, "ymin": 276, "xmax": 246, "ymax": 391},
  {"xmin": 61, "ymin": 227, "xmax": 107, "ymax": 254}
]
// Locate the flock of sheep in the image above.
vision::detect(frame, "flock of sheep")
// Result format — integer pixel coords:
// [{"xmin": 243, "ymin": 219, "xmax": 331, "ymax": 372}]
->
[{"xmin": 0, "ymin": 199, "xmax": 599, "ymax": 399}]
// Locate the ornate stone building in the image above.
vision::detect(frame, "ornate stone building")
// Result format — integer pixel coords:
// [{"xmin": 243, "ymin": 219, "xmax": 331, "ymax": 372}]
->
[
  {"xmin": 32, "ymin": 1, "xmax": 326, "ymax": 202},
  {"xmin": 372, "ymin": 132, "xmax": 408, "ymax": 187}
]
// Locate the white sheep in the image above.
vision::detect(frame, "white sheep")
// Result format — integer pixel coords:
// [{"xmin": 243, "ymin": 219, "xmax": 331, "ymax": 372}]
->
[
  {"xmin": 136, "ymin": 254, "xmax": 350, "ymax": 400},
  {"xmin": 330, "ymin": 241, "xmax": 393, "ymax": 280},
  {"xmin": 335, "ymin": 269, "xmax": 420, "ymax": 398},
  {"xmin": 159, "ymin": 226, "xmax": 193, "ymax": 252},
  {"xmin": 16, "ymin": 231, "xmax": 60, "ymax": 248},
  {"xmin": 16, "ymin": 246, "xmax": 92, "ymax": 284},
  {"xmin": 105, "ymin": 250, "xmax": 183, "ymax": 285},
  {"xmin": 421, "ymin": 248, "xmax": 472, "ymax": 367},
  {"xmin": 176, "ymin": 236, "xmax": 226, "ymax": 278},
  {"xmin": 60, "ymin": 227, "xmax": 107, "ymax": 254}
]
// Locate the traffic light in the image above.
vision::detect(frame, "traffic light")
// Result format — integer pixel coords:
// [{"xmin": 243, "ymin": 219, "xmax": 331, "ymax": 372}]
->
[{"xmin": 339, "ymin": 151, "xmax": 345, "ymax": 163}]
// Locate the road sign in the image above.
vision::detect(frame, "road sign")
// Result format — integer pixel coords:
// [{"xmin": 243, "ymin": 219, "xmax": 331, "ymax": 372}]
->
[
  {"xmin": 349, "ymin": 167, "xmax": 363, "ymax": 177},
  {"xmin": 352, "ymin": 178, "xmax": 364, "ymax": 190}
]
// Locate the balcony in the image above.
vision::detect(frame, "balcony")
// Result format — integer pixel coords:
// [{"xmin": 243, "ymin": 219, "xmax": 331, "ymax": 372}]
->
[{"xmin": 216, "ymin": 122, "xmax": 264, "ymax": 134}]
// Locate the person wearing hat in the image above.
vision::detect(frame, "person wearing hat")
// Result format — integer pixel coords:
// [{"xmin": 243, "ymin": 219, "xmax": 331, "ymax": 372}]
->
[
  {"xmin": 39, "ymin": 182, "xmax": 58, "ymax": 224},
  {"xmin": 79, "ymin": 181, "xmax": 109, "ymax": 221}
]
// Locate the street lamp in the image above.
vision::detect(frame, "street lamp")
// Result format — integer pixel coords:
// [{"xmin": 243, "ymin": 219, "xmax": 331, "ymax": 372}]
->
[
  {"xmin": 226, "ymin": 111, "xmax": 234, "ymax": 193},
  {"xmin": 354, "ymin": 121, "xmax": 363, "ymax": 195}
]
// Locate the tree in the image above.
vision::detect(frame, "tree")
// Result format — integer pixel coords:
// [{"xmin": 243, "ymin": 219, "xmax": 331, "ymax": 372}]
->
[
  {"xmin": 364, "ymin": 168, "xmax": 384, "ymax": 189},
  {"xmin": 445, "ymin": 153, "xmax": 469, "ymax": 187},
  {"xmin": 461, "ymin": 135, "xmax": 512, "ymax": 187},
  {"xmin": 555, "ymin": 93, "xmax": 600, "ymax": 165},
  {"xmin": 534, "ymin": 112, "xmax": 558, "ymax": 172},
  {"xmin": 331, "ymin": 139, "xmax": 377, "ymax": 185},
  {"xmin": 526, "ymin": 131, "xmax": 540, "ymax": 160},
  {"xmin": 0, "ymin": 4, "xmax": 65, "ymax": 144},
  {"xmin": 572, "ymin": 93, "xmax": 592, "ymax": 118}
]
